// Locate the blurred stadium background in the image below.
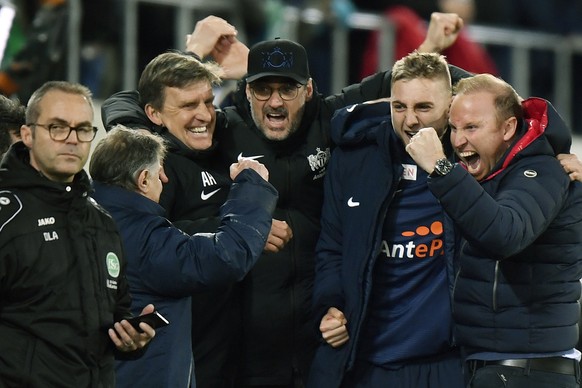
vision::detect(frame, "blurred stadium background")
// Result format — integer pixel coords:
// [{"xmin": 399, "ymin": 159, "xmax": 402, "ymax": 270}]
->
[{"xmin": 1, "ymin": 0, "xmax": 581, "ymax": 160}]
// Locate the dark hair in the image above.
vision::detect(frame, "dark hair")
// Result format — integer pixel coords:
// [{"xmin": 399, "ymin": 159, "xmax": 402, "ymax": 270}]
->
[
  {"xmin": 89, "ymin": 124, "xmax": 167, "ymax": 191},
  {"xmin": 138, "ymin": 51, "xmax": 222, "ymax": 110},
  {"xmin": 0, "ymin": 95, "xmax": 25, "ymax": 156}
]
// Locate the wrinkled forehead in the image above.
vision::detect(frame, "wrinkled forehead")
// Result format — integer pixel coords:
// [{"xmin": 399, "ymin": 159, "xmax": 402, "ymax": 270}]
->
[
  {"xmin": 37, "ymin": 91, "xmax": 93, "ymax": 123},
  {"xmin": 162, "ymin": 81, "xmax": 214, "ymax": 105},
  {"xmin": 391, "ymin": 77, "xmax": 451, "ymax": 104}
]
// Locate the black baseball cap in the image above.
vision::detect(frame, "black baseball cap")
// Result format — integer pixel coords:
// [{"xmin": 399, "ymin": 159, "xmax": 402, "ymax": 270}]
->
[{"xmin": 246, "ymin": 38, "xmax": 310, "ymax": 85}]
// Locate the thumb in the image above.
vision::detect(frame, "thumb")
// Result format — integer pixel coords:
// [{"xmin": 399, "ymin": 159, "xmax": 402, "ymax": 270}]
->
[
  {"xmin": 328, "ymin": 307, "xmax": 346, "ymax": 323},
  {"xmin": 140, "ymin": 304, "xmax": 155, "ymax": 315}
]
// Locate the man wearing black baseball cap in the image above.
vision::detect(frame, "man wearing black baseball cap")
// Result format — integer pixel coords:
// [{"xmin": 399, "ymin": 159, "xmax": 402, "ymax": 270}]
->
[
  {"xmin": 237, "ymin": 37, "xmax": 314, "ymax": 142},
  {"xmin": 213, "ymin": 14, "xmax": 468, "ymax": 388},
  {"xmin": 245, "ymin": 38, "xmax": 310, "ymax": 84}
]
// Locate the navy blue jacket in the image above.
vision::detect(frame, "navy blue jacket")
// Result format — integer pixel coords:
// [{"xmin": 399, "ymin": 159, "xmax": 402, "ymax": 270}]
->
[
  {"xmin": 428, "ymin": 98, "xmax": 582, "ymax": 355},
  {"xmin": 308, "ymin": 102, "xmax": 459, "ymax": 388},
  {"xmin": 91, "ymin": 169, "xmax": 277, "ymax": 388}
]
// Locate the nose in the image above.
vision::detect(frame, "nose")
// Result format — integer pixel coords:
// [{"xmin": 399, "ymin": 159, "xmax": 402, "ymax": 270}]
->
[
  {"xmin": 451, "ymin": 129, "xmax": 466, "ymax": 149},
  {"xmin": 195, "ymin": 104, "xmax": 213, "ymax": 123},
  {"xmin": 65, "ymin": 128, "xmax": 79, "ymax": 144},
  {"xmin": 267, "ymin": 90, "xmax": 284, "ymax": 106},
  {"xmin": 159, "ymin": 167, "xmax": 169, "ymax": 184},
  {"xmin": 404, "ymin": 109, "xmax": 419, "ymax": 128}
]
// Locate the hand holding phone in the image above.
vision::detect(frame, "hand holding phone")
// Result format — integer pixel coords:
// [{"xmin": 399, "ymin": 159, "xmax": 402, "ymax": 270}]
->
[{"xmin": 125, "ymin": 310, "xmax": 170, "ymax": 332}]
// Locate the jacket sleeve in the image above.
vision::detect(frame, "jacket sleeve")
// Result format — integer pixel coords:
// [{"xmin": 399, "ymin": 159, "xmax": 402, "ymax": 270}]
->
[
  {"xmin": 135, "ymin": 169, "xmax": 277, "ymax": 297},
  {"xmin": 428, "ymin": 158, "xmax": 570, "ymax": 259},
  {"xmin": 312, "ymin": 151, "xmax": 346, "ymax": 324},
  {"xmin": 322, "ymin": 71, "xmax": 392, "ymax": 115},
  {"xmin": 101, "ymin": 90, "xmax": 156, "ymax": 132}
]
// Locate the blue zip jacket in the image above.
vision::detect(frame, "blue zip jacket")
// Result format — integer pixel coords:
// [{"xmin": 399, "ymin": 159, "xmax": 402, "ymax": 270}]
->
[
  {"xmin": 91, "ymin": 169, "xmax": 277, "ymax": 388},
  {"xmin": 428, "ymin": 98, "xmax": 582, "ymax": 355},
  {"xmin": 308, "ymin": 102, "xmax": 459, "ymax": 388}
]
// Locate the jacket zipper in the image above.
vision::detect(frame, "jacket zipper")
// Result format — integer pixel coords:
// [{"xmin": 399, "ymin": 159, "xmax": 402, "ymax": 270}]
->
[
  {"xmin": 452, "ymin": 267, "xmax": 460, "ymax": 315},
  {"xmin": 493, "ymin": 261, "xmax": 500, "ymax": 311}
]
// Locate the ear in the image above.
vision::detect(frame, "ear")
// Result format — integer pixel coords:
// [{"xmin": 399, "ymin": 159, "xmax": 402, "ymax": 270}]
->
[
  {"xmin": 20, "ymin": 124, "xmax": 33, "ymax": 147},
  {"xmin": 305, "ymin": 79, "xmax": 314, "ymax": 102},
  {"xmin": 136, "ymin": 169, "xmax": 150, "ymax": 196},
  {"xmin": 502, "ymin": 116, "xmax": 518, "ymax": 142},
  {"xmin": 245, "ymin": 84, "xmax": 252, "ymax": 102},
  {"xmin": 145, "ymin": 104, "xmax": 163, "ymax": 126}
]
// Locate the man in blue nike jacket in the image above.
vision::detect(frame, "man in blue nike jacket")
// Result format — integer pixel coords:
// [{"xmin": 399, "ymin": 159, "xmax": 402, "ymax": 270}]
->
[{"xmin": 309, "ymin": 52, "xmax": 466, "ymax": 388}]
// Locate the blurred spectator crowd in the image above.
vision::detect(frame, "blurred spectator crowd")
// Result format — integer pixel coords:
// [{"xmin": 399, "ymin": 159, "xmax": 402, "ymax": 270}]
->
[{"xmin": 1, "ymin": 0, "xmax": 582, "ymax": 130}]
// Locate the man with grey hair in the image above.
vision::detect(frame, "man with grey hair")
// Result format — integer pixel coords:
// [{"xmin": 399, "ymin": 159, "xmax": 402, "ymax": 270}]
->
[
  {"xmin": 90, "ymin": 124, "xmax": 278, "ymax": 388},
  {"xmin": 0, "ymin": 94, "xmax": 25, "ymax": 158},
  {"xmin": 0, "ymin": 81, "xmax": 154, "ymax": 387}
]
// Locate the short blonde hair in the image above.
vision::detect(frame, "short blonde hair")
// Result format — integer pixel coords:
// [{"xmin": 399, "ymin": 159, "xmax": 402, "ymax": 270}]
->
[{"xmin": 453, "ymin": 73, "xmax": 523, "ymax": 125}]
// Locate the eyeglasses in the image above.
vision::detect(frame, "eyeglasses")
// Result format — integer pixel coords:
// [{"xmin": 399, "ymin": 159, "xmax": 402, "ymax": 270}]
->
[
  {"xmin": 250, "ymin": 84, "xmax": 302, "ymax": 101},
  {"xmin": 28, "ymin": 123, "xmax": 98, "ymax": 142}
]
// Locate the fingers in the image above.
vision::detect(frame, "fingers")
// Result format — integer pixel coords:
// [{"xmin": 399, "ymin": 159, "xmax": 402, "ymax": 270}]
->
[
  {"xmin": 194, "ymin": 15, "xmax": 237, "ymax": 37},
  {"xmin": 264, "ymin": 219, "xmax": 293, "ymax": 252},
  {"xmin": 432, "ymin": 12, "xmax": 463, "ymax": 35},
  {"xmin": 230, "ymin": 160, "xmax": 269, "ymax": 181},
  {"xmin": 109, "ymin": 321, "xmax": 140, "ymax": 352},
  {"xmin": 405, "ymin": 128, "xmax": 447, "ymax": 173},
  {"xmin": 557, "ymin": 153, "xmax": 582, "ymax": 182},
  {"xmin": 322, "ymin": 325, "xmax": 349, "ymax": 347},
  {"xmin": 320, "ymin": 308, "xmax": 349, "ymax": 348},
  {"xmin": 420, "ymin": 12, "xmax": 463, "ymax": 53},
  {"xmin": 186, "ymin": 16, "xmax": 238, "ymax": 57},
  {"xmin": 211, "ymin": 40, "xmax": 250, "ymax": 80},
  {"xmin": 271, "ymin": 219, "xmax": 293, "ymax": 240},
  {"xmin": 109, "ymin": 315, "xmax": 156, "ymax": 353},
  {"xmin": 140, "ymin": 304, "xmax": 155, "ymax": 315},
  {"xmin": 327, "ymin": 307, "xmax": 347, "ymax": 324}
]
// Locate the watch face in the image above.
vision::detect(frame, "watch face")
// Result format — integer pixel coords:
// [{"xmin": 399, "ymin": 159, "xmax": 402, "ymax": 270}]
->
[{"xmin": 436, "ymin": 159, "xmax": 453, "ymax": 175}]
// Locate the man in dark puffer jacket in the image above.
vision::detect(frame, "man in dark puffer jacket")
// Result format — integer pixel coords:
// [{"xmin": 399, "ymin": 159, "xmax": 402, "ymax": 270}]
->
[{"xmin": 407, "ymin": 74, "xmax": 582, "ymax": 388}]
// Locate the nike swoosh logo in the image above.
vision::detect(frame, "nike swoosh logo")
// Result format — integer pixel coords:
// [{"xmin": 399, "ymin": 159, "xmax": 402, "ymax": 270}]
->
[
  {"xmin": 346, "ymin": 104, "xmax": 357, "ymax": 113},
  {"xmin": 237, "ymin": 152, "xmax": 264, "ymax": 162},
  {"xmin": 201, "ymin": 188, "xmax": 221, "ymax": 201},
  {"xmin": 347, "ymin": 197, "xmax": 360, "ymax": 207}
]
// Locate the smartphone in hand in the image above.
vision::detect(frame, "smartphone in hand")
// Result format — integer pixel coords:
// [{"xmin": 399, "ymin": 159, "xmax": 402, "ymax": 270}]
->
[{"xmin": 125, "ymin": 311, "xmax": 169, "ymax": 332}]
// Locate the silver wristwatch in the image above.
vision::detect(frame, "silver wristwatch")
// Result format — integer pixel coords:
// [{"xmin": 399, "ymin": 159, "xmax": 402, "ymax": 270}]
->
[{"xmin": 431, "ymin": 158, "xmax": 453, "ymax": 177}]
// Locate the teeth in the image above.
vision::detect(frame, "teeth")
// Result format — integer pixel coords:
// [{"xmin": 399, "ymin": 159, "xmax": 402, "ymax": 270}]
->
[
  {"xmin": 459, "ymin": 151, "xmax": 476, "ymax": 158},
  {"xmin": 187, "ymin": 126, "xmax": 207, "ymax": 133}
]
